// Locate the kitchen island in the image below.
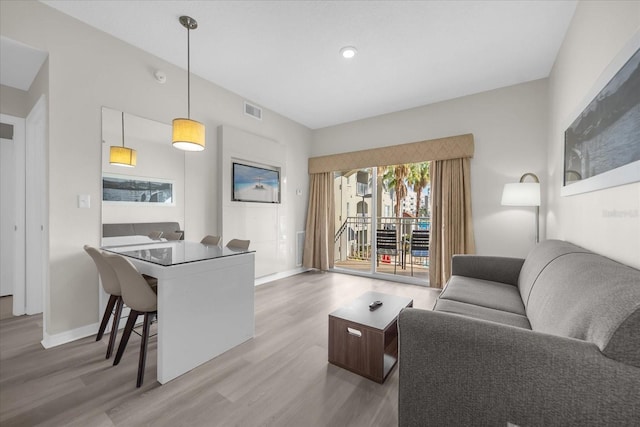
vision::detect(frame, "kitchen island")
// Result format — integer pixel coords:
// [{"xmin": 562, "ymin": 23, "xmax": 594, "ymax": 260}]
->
[{"xmin": 103, "ymin": 240, "xmax": 255, "ymax": 384}]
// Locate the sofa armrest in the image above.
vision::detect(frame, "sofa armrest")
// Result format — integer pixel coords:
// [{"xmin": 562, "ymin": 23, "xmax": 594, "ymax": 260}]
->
[
  {"xmin": 451, "ymin": 255, "xmax": 524, "ymax": 285},
  {"xmin": 398, "ymin": 308, "xmax": 640, "ymax": 427}
]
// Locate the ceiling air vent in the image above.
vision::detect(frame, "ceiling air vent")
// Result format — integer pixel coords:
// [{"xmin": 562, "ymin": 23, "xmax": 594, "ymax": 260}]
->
[{"xmin": 244, "ymin": 101, "xmax": 262, "ymax": 121}]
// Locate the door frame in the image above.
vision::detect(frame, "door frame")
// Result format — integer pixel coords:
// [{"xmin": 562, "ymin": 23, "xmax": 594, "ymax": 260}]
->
[{"xmin": 25, "ymin": 95, "xmax": 47, "ymax": 316}]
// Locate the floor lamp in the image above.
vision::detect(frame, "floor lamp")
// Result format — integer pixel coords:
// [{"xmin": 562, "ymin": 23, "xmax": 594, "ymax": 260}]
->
[{"xmin": 501, "ymin": 173, "xmax": 541, "ymax": 243}]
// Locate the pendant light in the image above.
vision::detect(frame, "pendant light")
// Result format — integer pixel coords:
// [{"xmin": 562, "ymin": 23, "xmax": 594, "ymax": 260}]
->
[
  {"xmin": 172, "ymin": 15, "xmax": 205, "ymax": 151},
  {"xmin": 109, "ymin": 112, "xmax": 137, "ymax": 167}
]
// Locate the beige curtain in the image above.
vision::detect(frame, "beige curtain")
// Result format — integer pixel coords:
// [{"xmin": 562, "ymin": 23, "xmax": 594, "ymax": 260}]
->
[
  {"xmin": 303, "ymin": 172, "xmax": 335, "ymax": 270},
  {"xmin": 429, "ymin": 158, "xmax": 475, "ymax": 288}
]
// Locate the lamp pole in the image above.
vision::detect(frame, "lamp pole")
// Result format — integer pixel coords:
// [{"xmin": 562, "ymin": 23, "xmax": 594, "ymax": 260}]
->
[{"xmin": 519, "ymin": 173, "xmax": 540, "ymax": 243}]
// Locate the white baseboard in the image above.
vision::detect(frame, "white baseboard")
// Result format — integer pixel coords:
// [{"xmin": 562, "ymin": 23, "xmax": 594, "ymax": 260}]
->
[
  {"xmin": 41, "ymin": 322, "xmax": 99, "ymax": 349},
  {"xmin": 255, "ymin": 267, "xmax": 310, "ymax": 286}
]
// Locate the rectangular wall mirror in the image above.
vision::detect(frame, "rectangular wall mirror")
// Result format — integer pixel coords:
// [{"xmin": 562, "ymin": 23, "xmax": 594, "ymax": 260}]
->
[{"xmin": 100, "ymin": 107, "xmax": 185, "ymax": 244}]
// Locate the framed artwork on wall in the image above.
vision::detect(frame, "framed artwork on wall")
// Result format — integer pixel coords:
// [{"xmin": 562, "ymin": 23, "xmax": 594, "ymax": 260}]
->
[
  {"xmin": 102, "ymin": 173, "xmax": 175, "ymax": 205},
  {"xmin": 231, "ymin": 161, "xmax": 281, "ymax": 204},
  {"xmin": 562, "ymin": 38, "xmax": 640, "ymax": 197}
]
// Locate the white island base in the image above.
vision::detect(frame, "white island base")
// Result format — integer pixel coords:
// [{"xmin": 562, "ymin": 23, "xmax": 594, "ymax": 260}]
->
[{"xmin": 111, "ymin": 244, "xmax": 255, "ymax": 384}]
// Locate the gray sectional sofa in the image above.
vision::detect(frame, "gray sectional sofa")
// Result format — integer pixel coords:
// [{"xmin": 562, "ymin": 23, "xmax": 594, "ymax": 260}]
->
[{"xmin": 398, "ymin": 239, "xmax": 640, "ymax": 426}]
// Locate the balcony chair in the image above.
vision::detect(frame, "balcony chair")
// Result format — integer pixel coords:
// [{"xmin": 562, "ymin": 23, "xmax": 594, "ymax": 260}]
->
[
  {"xmin": 376, "ymin": 229, "xmax": 398, "ymax": 274},
  {"xmin": 409, "ymin": 230, "xmax": 430, "ymax": 276},
  {"xmin": 200, "ymin": 235, "xmax": 221, "ymax": 246},
  {"xmin": 103, "ymin": 253, "xmax": 158, "ymax": 388}
]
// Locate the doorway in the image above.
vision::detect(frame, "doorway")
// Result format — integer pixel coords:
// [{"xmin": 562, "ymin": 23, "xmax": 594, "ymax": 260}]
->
[
  {"xmin": 1, "ymin": 114, "xmax": 26, "ymax": 315},
  {"xmin": 0, "ymin": 97, "xmax": 47, "ymax": 317}
]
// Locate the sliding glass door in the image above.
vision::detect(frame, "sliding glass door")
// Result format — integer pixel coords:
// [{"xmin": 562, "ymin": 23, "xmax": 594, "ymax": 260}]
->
[
  {"xmin": 334, "ymin": 168, "xmax": 373, "ymax": 275},
  {"xmin": 333, "ymin": 163, "xmax": 431, "ymax": 284}
]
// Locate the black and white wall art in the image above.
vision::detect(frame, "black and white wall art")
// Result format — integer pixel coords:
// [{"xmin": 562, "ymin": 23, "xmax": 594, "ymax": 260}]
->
[
  {"xmin": 103, "ymin": 174, "xmax": 175, "ymax": 205},
  {"xmin": 562, "ymin": 42, "xmax": 640, "ymax": 196}
]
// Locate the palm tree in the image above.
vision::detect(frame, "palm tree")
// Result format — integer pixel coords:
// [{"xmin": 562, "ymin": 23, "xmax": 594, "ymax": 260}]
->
[
  {"xmin": 410, "ymin": 162, "xmax": 430, "ymax": 216},
  {"xmin": 382, "ymin": 164, "xmax": 411, "ymax": 218}
]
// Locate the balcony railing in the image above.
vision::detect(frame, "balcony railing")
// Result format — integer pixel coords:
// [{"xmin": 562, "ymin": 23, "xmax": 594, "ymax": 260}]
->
[{"xmin": 334, "ymin": 216, "xmax": 430, "ymax": 265}]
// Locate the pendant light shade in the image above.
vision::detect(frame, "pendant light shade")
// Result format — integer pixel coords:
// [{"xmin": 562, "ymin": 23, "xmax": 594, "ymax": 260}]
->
[
  {"xmin": 172, "ymin": 118, "xmax": 205, "ymax": 151},
  {"xmin": 109, "ymin": 146, "xmax": 137, "ymax": 167},
  {"xmin": 173, "ymin": 15, "xmax": 205, "ymax": 151},
  {"xmin": 110, "ymin": 112, "xmax": 137, "ymax": 167}
]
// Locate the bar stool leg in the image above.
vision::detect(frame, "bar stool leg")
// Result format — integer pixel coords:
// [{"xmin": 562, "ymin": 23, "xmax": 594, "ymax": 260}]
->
[
  {"xmin": 106, "ymin": 296, "xmax": 123, "ymax": 359},
  {"xmin": 97, "ymin": 294, "xmax": 118, "ymax": 341},
  {"xmin": 114, "ymin": 310, "xmax": 139, "ymax": 366},
  {"xmin": 137, "ymin": 312, "xmax": 155, "ymax": 388}
]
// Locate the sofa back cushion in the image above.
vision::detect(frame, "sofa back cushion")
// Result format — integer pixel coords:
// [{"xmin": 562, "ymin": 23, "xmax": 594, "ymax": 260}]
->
[
  {"xmin": 103, "ymin": 222, "xmax": 181, "ymax": 238},
  {"xmin": 132, "ymin": 222, "xmax": 181, "ymax": 237},
  {"xmin": 102, "ymin": 223, "xmax": 135, "ymax": 237},
  {"xmin": 526, "ymin": 251, "xmax": 640, "ymax": 367},
  {"xmin": 517, "ymin": 240, "xmax": 590, "ymax": 306}
]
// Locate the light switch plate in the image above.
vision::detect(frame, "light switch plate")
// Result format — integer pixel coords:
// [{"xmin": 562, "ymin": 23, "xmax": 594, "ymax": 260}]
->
[{"xmin": 78, "ymin": 194, "xmax": 90, "ymax": 208}]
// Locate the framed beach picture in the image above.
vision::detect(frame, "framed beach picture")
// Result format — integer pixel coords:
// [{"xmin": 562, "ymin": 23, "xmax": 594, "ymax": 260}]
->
[
  {"xmin": 232, "ymin": 162, "xmax": 281, "ymax": 203},
  {"xmin": 102, "ymin": 173, "xmax": 175, "ymax": 205},
  {"xmin": 562, "ymin": 38, "xmax": 640, "ymax": 196}
]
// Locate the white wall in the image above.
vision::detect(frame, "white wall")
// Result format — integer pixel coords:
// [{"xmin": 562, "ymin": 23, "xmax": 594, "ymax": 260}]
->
[
  {"xmin": 547, "ymin": 1, "xmax": 640, "ymax": 269},
  {"xmin": 313, "ymin": 79, "xmax": 549, "ymax": 258},
  {"xmin": 0, "ymin": 1, "xmax": 311, "ymax": 337},
  {"xmin": 0, "ymin": 84, "xmax": 29, "ymax": 118},
  {"xmin": 219, "ymin": 125, "xmax": 293, "ymax": 278}
]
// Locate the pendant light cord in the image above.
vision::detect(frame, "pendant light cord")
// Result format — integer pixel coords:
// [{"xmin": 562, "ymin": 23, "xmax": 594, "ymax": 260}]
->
[
  {"xmin": 187, "ymin": 25, "xmax": 191, "ymax": 119},
  {"xmin": 121, "ymin": 112, "xmax": 125, "ymax": 147}
]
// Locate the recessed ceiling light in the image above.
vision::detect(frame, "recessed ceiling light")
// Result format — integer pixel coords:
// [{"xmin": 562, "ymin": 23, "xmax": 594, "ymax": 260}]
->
[{"xmin": 340, "ymin": 46, "xmax": 358, "ymax": 59}]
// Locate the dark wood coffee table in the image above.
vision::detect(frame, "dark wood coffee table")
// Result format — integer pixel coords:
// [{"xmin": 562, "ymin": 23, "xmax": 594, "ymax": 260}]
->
[{"xmin": 328, "ymin": 291, "xmax": 413, "ymax": 383}]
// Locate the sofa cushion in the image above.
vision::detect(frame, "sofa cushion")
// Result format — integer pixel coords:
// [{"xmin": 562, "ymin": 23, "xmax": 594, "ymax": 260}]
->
[
  {"xmin": 440, "ymin": 276, "xmax": 526, "ymax": 315},
  {"xmin": 434, "ymin": 299, "xmax": 531, "ymax": 329},
  {"xmin": 452, "ymin": 255, "xmax": 524, "ymax": 286},
  {"xmin": 527, "ymin": 252, "xmax": 640, "ymax": 367},
  {"xmin": 518, "ymin": 240, "xmax": 590, "ymax": 307}
]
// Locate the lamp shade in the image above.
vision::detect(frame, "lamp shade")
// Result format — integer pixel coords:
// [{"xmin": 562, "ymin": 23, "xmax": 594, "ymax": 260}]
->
[
  {"xmin": 109, "ymin": 146, "xmax": 137, "ymax": 167},
  {"xmin": 501, "ymin": 182, "xmax": 540, "ymax": 206},
  {"xmin": 172, "ymin": 118, "xmax": 205, "ymax": 151}
]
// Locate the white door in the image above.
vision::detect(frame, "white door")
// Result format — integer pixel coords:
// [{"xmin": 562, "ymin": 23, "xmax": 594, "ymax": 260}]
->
[
  {"xmin": 0, "ymin": 114, "xmax": 26, "ymax": 307},
  {"xmin": 1, "ymin": 134, "xmax": 16, "ymax": 296}
]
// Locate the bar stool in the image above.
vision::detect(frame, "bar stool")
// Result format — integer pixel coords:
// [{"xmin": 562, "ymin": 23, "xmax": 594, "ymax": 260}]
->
[
  {"xmin": 164, "ymin": 231, "xmax": 183, "ymax": 241},
  {"xmin": 84, "ymin": 245, "xmax": 123, "ymax": 359},
  {"xmin": 200, "ymin": 235, "xmax": 221, "ymax": 246},
  {"xmin": 148, "ymin": 231, "xmax": 163, "ymax": 240},
  {"xmin": 226, "ymin": 239, "xmax": 250, "ymax": 250},
  {"xmin": 103, "ymin": 253, "xmax": 158, "ymax": 388}
]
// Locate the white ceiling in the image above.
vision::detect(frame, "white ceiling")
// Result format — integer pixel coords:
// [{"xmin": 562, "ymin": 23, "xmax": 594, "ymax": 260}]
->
[{"xmin": 36, "ymin": 1, "xmax": 577, "ymax": 129}]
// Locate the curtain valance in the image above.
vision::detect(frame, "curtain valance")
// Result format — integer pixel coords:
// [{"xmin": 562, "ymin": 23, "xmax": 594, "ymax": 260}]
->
[{"xmin": 308, "ymin": 133, "xmax": 474, "ymax": 174}]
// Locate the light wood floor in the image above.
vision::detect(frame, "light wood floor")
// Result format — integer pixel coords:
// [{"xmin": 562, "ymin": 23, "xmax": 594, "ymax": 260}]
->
[{"xmin": 0, "ymin": 271, "xmax": 440, "ymax": 427}]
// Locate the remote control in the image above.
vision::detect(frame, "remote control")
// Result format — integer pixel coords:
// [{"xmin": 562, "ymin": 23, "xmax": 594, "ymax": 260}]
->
[{"xmin": 369, "ymin": 300, "xmax": 383, "ymax": 311}]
